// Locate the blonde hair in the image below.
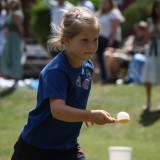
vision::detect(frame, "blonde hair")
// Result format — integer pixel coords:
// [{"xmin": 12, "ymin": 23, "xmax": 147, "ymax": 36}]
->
[{"xmin": 47, "ymin": 7, "xmax": 100, "ymax": 52}]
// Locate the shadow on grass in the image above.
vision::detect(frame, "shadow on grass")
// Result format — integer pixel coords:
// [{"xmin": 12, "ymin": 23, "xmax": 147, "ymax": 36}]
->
[
  {"xmin": 0, "ymin": 87, "xmax": 16, "ymax": 98},
  {"xmin": 139, "ymin": 109, "xmax": 160, "ymax": 126}
]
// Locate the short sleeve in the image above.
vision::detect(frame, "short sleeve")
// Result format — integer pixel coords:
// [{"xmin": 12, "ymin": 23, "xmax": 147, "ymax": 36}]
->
[
  {"xmin": 43, "ymin": 69, "xmax": 68, "ymax": 101},
  {"xmin": 110, "ymin": 9, "xmax": 125, "ymax": 23}
]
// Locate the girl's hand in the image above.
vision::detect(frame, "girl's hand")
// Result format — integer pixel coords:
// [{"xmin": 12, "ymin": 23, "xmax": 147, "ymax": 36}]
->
[{"xmin": 89, "ymin": 110, "xmax": 116, "ymax": 125}]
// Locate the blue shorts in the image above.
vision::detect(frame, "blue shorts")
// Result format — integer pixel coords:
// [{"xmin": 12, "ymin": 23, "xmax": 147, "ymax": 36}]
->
[{"xmin": 11, "ymin": 137, "xmax": 86, "ymax": 160}]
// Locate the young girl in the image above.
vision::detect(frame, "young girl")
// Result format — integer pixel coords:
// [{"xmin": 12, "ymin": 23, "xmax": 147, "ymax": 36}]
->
[
  {"xmin": 11, "ymin": 7, "xmax": 115, "ymax": 160},
  {"xmin": 142, "ymin": 0, "xmax": 160, "ymax": 110}
]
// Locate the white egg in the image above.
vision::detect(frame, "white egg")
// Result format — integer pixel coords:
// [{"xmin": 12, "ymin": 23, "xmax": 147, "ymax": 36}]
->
[{"xmin": 117, "ymin": 111, "xmax": 130, "ymax": 121}]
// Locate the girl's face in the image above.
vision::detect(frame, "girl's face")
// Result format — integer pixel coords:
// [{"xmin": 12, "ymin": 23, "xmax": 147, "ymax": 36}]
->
[
  {"xmin": 64, "ymin": 26, "xmax": 99, "ymax": 67},
  {"xmin": 102, "ymin": 0, "xmax": 110, "ymax": 12}
]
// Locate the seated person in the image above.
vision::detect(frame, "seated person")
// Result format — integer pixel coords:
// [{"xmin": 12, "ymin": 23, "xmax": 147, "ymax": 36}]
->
[
  {"xmin": 103, "ymin": 21, "xmax": 149, "ymax": 83},
  {"xmin": 123, "ymin": 46, "xmax": 148, "ymax": 84}
]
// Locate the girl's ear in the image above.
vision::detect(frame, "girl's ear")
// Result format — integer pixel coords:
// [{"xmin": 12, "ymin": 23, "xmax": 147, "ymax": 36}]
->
[{"xmin": 62, "ymin": 35, "xmax": 71, "ymax": 46}]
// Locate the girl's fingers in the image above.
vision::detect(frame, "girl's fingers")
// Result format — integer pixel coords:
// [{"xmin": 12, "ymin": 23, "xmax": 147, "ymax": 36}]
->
[
  {"xmin": 105, "ymin": 112, "xmax": 117, "ymax": 123},
  {"xmin": 84, "ymin": 121, "xmax": 89, "ymax": 127},
  {"xmin": 84, "ymin": 121, "xmax": 94, "ymax": 127},
  {"xmin": 111, "ymin": 117, "xmax": 118, "ymax": 123},
  {"xmin": 91, "ymin": 122, "xmax": 94, "ymax": 125}
]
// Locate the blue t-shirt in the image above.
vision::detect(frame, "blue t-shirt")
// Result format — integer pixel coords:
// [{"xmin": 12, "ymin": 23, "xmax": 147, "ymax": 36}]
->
[{"xmin": 21, "ymin": 51, "xmax": 94, "ymax": 150}]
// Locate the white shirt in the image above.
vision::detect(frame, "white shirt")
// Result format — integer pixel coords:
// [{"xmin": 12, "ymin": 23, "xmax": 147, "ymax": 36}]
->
[
  {"xmin": 78, "ymin": 0, "xmax": 95, "ymax": 13},
  {"xmin": 44, "ymin": 0, "xmax": 74, "ymax": 30},
  {"xmin": 98, "ymin": 9, "xmax": 125, "ymax": 41}
]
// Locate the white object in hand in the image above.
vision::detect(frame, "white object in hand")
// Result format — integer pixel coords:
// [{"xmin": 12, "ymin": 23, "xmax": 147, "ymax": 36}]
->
[{"xmin": 117, "ymin": 111, "xmax": 130, "ymax": 124}]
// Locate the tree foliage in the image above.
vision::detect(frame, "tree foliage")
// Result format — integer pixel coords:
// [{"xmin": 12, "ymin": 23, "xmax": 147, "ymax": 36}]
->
[
  {"xmin": 28, "ymin": 0, "xmax": 50, "ymax": 46},
  {"xmin": 122, "ymin": 1, "xmax": 152, "ymax": 35}
]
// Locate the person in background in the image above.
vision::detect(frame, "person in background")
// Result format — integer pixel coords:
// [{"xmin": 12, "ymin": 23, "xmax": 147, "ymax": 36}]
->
[
  {"xmin": 104, "ymin": 21, "xmax": 149, "ymax": 84},
  {"xmin": 1, "ymin": 0, "xmax": 25, "ymax": 88},
  {"xmin": 142, "ymin": 0, "xmax": 160, "ymax": 110},
  {"xmin": 44, "ymin": 0, "xmax": 74, "ymax": 30},
  {"xmin": 44, "ymin": 0, "xmax": 74, "ymax": 56},
  {"xmin": 96, "ymin": 0, "xmax": 125, "ymax": 84},
  {"xmin": 11, "ymin": 7, "xmax": 116, "ymax": 160},
  {"xmin": 0, "ymin": 0, "xmax": 7, "ymax": 73},
  {"xmin": 123, "ymin": 21, "xmax": 149, "ymax": 84},
  {"xmin": 77, "ymin": 0, "xmax": 95, "ymax": 12}
]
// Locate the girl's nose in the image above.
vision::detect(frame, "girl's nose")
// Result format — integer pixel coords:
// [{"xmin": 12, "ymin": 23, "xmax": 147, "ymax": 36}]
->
[{"xmin": 88, "ymin": 42, "xmax": 95, "ymax": 50}]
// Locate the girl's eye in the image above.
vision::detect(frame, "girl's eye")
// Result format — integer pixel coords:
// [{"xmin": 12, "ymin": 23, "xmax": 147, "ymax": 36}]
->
[
  {"xmin": 82, "ymin": 39, "xmax": 88, "ymax": 42},
  {"xmin": 94, "ymin": 38, "xmax": 98, "ymax": 41}
]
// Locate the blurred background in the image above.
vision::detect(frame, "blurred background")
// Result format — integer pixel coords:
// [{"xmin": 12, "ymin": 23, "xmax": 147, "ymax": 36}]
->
[
  {"xmin": 21, "ymin": 0, "xmax": 152, "ymax": 46},
  {"xmin": 18, "ymin": 0, "xmax": 153, "ymax": 80}
]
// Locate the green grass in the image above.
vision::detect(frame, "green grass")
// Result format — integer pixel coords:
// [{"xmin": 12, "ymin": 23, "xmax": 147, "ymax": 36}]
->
[{"xmin": 0, "ymin": 84, "xmax": 160, "ymax": 160}]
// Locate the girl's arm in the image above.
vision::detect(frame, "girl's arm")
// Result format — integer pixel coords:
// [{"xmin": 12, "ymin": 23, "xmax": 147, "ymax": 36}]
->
[
  {"xmin": 50, "ymin": 98, "xmax": 115, "ymax": 125},
  {"xmin": 108, "ymin": 19, "xmax": 119, "ymax": 47}
]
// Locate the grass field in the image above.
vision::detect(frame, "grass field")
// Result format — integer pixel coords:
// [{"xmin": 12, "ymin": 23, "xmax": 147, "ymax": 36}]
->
[{"xmin": 0, "ymin": 84, "xmax": 160, "ymax": 160}]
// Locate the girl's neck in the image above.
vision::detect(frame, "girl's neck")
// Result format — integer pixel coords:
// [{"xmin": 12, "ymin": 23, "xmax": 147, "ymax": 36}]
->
[{"xmin": 65, "ymin": 51, "xmax": 83, "ymax": 69}]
